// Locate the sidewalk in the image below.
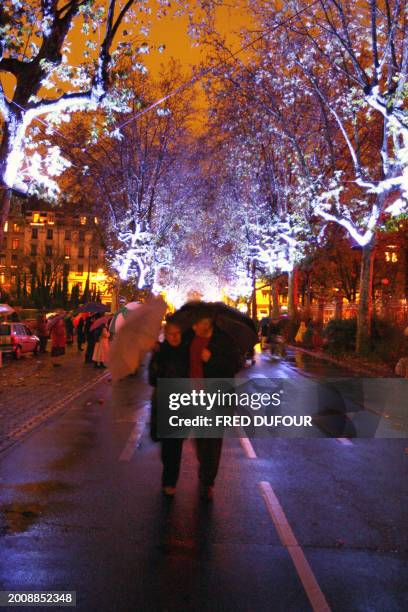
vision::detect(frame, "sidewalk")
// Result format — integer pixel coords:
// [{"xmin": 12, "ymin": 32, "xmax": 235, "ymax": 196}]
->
[
  {"xmin": 0, "ymin": 346, "xmax": 105, "ymax": 453},
  {"xmin": 288, "ymin": 345, "xmax": 397, "ymax": 377}
]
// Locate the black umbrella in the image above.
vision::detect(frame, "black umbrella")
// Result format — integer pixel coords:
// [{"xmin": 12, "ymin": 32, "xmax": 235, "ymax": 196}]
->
[
  {"xmin": 173, "ymin": 301, "xmax": 258, "ymax": 355},
  {"xmin": 77, "ymin": 302, "xmax": 109, "ymax": 314}
]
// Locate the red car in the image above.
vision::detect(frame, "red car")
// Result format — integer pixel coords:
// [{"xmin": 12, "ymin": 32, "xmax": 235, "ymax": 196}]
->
[{"xmin": 0, "ymin": 322, "xmax": 40, "ymax": 359}]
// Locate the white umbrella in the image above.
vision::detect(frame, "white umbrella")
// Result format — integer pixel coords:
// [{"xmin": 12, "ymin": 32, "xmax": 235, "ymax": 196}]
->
[
  {"xmin": 108, "ymin": 296, "xmax": 167, "ymax": 381},
  {"xmin": 109, "ymin": 301, "xmax": 141, "ymax": 335}
]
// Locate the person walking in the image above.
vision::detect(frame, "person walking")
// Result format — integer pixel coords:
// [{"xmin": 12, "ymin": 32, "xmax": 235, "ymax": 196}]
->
[
  {"xmin": 92, "ymin": 323, "xmax": 110, "ymax": 368},
  {"xmin": 50, "ymin": 318, "xmax": 66, "ymax": 366},
  {"xmin": 188, "ymin": 306, "xmax": 241, "ymax": 500},
  {"xmin": 36, "ymin": 311, "xmax": 48, "ymax": 353},
  {"xmin": 149, "ymin": 317, "xmax": 189, "ymax": 497},
  {"xmin": 84, "ymin": 314, "xmax": 99, "ymax": 364},
  {"xmin": 65, "ymin": 315, "xmax": 74, "ymax": 345},
  {"xmin": 77, "ymin": 316, "xmax": 85, "ymax": 351}
]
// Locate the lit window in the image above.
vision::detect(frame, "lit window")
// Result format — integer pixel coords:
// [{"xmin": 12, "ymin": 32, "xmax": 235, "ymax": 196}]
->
[
  {"xmin": 13, "ymin": 223, "xmax": 19, "ymax": 233},
  {"xmin": 32, "ymin": 212, "xmax": 40, "ymax": 223},
  {"xmin": 0, "ymin": 273, "xmax": 5, "ymax": 284},
  {"xmin": 3, "ymin": 221, "xmax": 8, "ymax": 232},
  {"xmin": 12, "ymin": 238, "xmax": 19, "ymax": 250},
  {"xmin": 385, "ymin": 251, "xmax": 398, "ymax": 263},
  {"xmin": 80, "ymin": 216, "xmax": 87, "ymax": 225},
  {"xmin": 94, "ymin": 217, "xmax": 99, "ymax": 225},
  {"xmin": 64, "ymin": 244, "xmax": 70, "ymax": 257}
]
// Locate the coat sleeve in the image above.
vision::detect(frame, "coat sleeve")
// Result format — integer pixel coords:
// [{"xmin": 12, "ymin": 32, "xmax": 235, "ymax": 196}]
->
[{"xmin": 207, "ymin": 332, "xmax": 242, "ymax": 376}]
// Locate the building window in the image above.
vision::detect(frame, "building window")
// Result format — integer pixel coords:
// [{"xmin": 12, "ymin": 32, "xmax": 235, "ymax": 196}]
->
[
  {"xmin": 80, "ymin": 216, "xmax": 87, "ymax": 225},
  {"xmin": 63, "ymin": 263, "xmax": 70, "ymax": 275},
  {"xmin": 78, "ymin": 246, "xmax": 84, "ymax": 258},
  {"xmin": 11, "ymin": 254, "xmax": 17, "ymax": 263},
  {"xmin": 3, "ymin": 221, "xmax": 8, "ymax": 233},
  {"xmin": 13, "ymin": 223, "xmax": 20, "ymax": 233},
  {"xmin": 32, "ymin": 212, "xmax": 41, "ymax": 224},
  {"xmin": 11, "ymin": 275, "xmax": 16, "ymax": 285},
  {"xmin": 65, "ymin": 230, "xmax": 71, "ymax": 240},
  {"xmin": 64, "ymin": 244, "xmax": 71, "ymax": 257},
  {"xmin": 31, "ymin": 244, "xmax": 37, "ymax": 256},
  {"xmin": 45, "ymin": 245, "xmax": 53, "ymax": 257},
  {"xmin": 12, "ymin": 238, "xmax": 19, "ymax": 250},
  {"xmin": 78, "ymin": 230, "xmax": 85, "ymax": 242},
  {"xmin": 0, "ymin": 273, "xmax": 5, "ymax": 284},
  {"xmin": 46, "ymin": 228, "xmax": 53, "ymax": 240},
  {"xmin": 47, "ymin": 214, "xmax": 55, "ymax": 225},
  {"xmin": 32, "ymin": 227, "xmax": 38, "ymax": 239},
  {"xmin": 77, "ymin": 264, "xmax": 84, "ymax": 274}
]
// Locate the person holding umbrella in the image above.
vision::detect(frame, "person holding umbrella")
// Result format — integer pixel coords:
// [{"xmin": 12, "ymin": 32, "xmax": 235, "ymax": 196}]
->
[
  {"xmin": 91, "ymin": 315, "xmax": 112, "ymax": 368},
  {"xmin": 186, "ymin": 305, "xmax": 241, "ymax": 501},
  {"xmin": 49, "ymin": 314, "xmax": 67, "ymax": 367}
]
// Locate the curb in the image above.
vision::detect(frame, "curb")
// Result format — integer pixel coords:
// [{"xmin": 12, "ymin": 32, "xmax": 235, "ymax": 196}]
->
[
  {"xmin": 0, "ymin": 371, "xmax": 110, "ymax": 456},
  {"xmin": 288, "ymin": 345, "xmax": 395, "ymax": 377}
]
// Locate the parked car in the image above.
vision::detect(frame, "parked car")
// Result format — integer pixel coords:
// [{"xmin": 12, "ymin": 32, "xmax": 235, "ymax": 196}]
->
[{"xmin": 0, "ymin": 322, "xmax": 40, "ymax": 359}]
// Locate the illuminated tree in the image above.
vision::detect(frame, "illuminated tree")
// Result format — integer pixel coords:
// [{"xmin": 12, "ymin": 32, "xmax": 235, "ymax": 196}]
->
[{"xmin": 0, "ymin": 0, "xmax": 145, "ymax": 241}]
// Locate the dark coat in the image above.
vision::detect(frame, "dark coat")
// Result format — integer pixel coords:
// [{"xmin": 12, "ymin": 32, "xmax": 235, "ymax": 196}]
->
[
  {"xmin": 148, "ymin": 341, "xmax": 189, "ymax": 386},
  {"xmin": 186, "ymin": 326, "xmax": 242, "ymax": 379},
  {"xmin": 148, "ymin": 341, "xmax": 189, "ymax": 442}
]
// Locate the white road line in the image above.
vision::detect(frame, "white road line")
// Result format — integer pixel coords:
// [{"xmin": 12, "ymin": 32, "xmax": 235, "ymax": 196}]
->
[
  {"xmin": 258, "ymin": 481, "xmax": 331, "ymax": 612},
  {"xmin": 119, "ymin": 423, "xmax": 144, "ymax": 461},
  {"xmin": 336, "ymin": 438, "xmax": 354, "ymax": 446},
  {"xmin": 239, "ymin": 436, "xmax": 257, "ymax": 459}
]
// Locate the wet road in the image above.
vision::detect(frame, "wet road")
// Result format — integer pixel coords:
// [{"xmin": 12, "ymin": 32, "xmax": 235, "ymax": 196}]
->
[{"xmin": 0, "ymin": 350, "xmax": 407, "ymax": 611}]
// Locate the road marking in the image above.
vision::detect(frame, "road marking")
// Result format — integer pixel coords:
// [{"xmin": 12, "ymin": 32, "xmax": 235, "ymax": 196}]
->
[
  {"xmin": 119, "ymin": 402, "xmax": 150, "ymax": 461},
  {"xmin": 119, "ymin": 423, "xmax": 144, "ymax": 461},
  {"xmin": 239, "ymin": 435, "xmax": 257, "ymax": 459},
  {"xmin": 336, "ymin": 438, "xmax": 354, "ymax": 446},
  {"xmin": 258, "ymin": 481, "xmax": 331, "ymax": 612}
]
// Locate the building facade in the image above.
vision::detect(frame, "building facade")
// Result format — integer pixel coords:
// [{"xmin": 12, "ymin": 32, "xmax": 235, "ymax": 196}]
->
[{"xmin": 0, "ymin": 199, "xmax": 112, "ymax": 306}]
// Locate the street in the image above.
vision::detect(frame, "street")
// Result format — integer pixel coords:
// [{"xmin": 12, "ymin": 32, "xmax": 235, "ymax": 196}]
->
[{"xmin": 0, "ymin": 349, "xmax": 407, "ymax": 611}]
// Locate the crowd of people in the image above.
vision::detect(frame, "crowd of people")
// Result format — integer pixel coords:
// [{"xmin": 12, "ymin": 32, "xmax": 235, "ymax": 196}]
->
[{"xmin": 35, "ymin": 310, "xmax": 111, "ymax": 368}]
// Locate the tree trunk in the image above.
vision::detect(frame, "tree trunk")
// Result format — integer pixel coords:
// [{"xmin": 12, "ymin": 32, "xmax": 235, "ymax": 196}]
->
[
  {"xmin": 271, "ymin": 280, "xmax": 280, "ymax": 318},
  {"xmin": 251, "ymin": 261, "xmax": 257, "ymax": 321},
  {"xmin": 0, "ymin": 187, "xmax": 12, "ymax": 244},
  {"xmin": 287, "ymin": 268, "xmax": 298, "ymax": 319},
  {"xmin": 356, "ymin": 242, "xmax": 375, "ymax": 354}
]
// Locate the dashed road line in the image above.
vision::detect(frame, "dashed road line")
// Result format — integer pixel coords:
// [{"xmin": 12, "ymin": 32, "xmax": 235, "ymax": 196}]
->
[
  {"xmin": 336, "ymin": 437, "xmax": 354, "ymax": 446},
  {"xmin": 118, "ymin": 401, "xmax": 150, "ymax": 461},
  {"xmin": 258, "ymin": 481, "xmax": 332, "ymax": 612}
]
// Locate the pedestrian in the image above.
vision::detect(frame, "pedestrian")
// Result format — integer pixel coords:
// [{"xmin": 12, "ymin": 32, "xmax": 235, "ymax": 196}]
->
[
  {"xmin": 77, "ymin": 316, "xmax": 85, "ymax": 351},
  {"xmin": 260, "ymin": 318, "xmax": 270, "ymax": 350},
  {"xmin": 92, "ymin": 323, "xmax": 110, "ymax": 368},
  {"xmin": 50, "ymin": 318, "xmax": 66, "ymax": 366},
  {"xmin": 84, "ymin": 314, "xmax": 99, "ymax": 364},
  {"xmin": 36, "ymin": 311, "xmax": 48, "ymax": 353},
  {"xmin": 149, "ymin": 317, "xmax": 189, "ymax": 497},
  {"xmin": 65, "ymin": 315, "xmax": 74, "ymax": 345},
  {"xmin": 187, "ymin": 306, "xmax": 241, "ymax": 500}
]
